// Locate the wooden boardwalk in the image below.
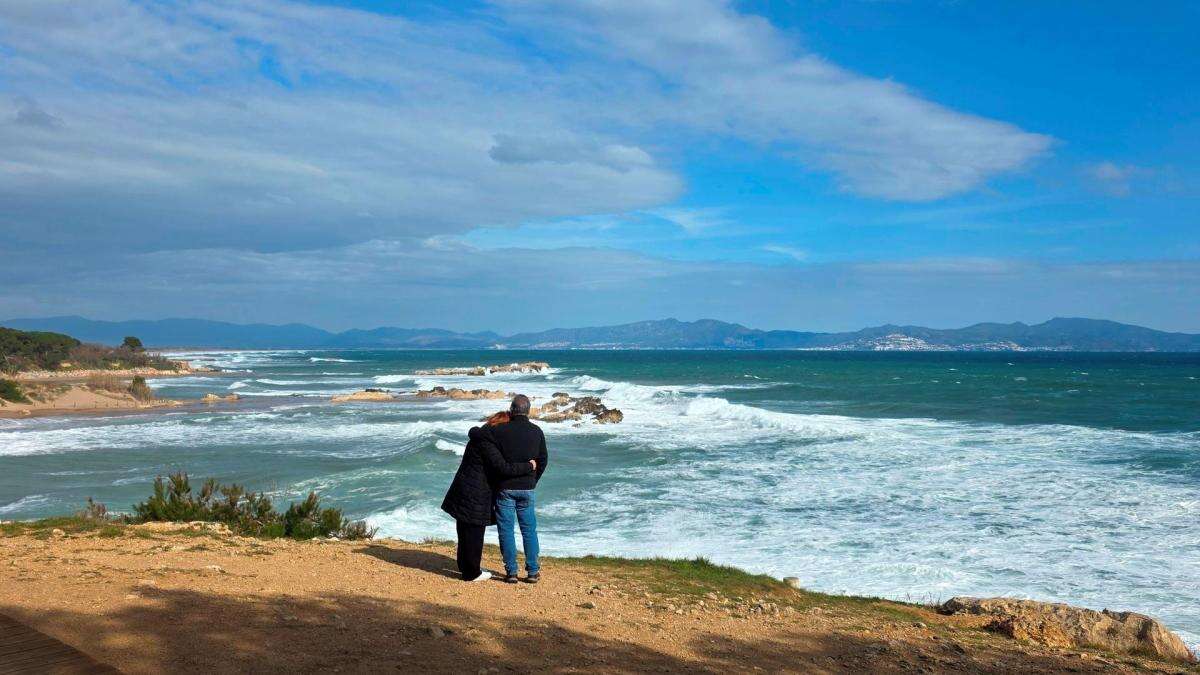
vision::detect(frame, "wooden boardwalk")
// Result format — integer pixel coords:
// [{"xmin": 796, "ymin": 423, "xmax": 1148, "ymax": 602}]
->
[{"xmin": 0, "ymin": 614, "xmax": 119, "ymax": 674}]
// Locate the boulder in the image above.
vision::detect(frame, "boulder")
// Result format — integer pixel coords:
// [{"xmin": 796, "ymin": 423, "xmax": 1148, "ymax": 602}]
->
[
  {"xmin": 529, "ymin": 393, "xmax": 623, "ymax": 424},
  {"xmin": 331, "ymin": 390, "xmax": 397, "ymax": 403},
  {"xmin": 939, "ymin": 597, "xmax": 1195, "ymax": 663},
  {"xmin": 539, "ymin": 410, "xmax": 583, "ymax": 423},
  {"xmin": 593, "ymin": 409, "xmax": 624, "ymax": 424},
  {"xmin": 572, "ymin": 396, "xmax": 607, "ymax": 415},
  {"xmin": 201, "ymin": 393, "xmax": 240, "ymax": 403}
]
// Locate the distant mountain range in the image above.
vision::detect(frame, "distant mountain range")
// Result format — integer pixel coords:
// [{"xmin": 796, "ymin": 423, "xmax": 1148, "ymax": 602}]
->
[{"xmin": 3, "ymin": 315, "xmax": 1198, "ymax": 352}]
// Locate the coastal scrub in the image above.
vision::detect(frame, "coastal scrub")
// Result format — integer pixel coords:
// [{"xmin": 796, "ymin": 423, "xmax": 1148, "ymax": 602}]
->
[
  {"xmin": 0, "ymin": 378, "xmax": 28, "ymax": 403},
  {"xmin": 130, "ymin": 473, "xmax": 376, "ymax": 541}
]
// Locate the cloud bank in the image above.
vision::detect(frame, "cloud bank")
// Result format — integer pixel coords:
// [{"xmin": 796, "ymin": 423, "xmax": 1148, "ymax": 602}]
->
[{"xmin": 0, "ymin": 0, "xmax": 1050, "ymax": 254}]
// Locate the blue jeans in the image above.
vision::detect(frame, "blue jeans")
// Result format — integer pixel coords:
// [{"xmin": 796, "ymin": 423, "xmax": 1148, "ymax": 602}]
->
[{"xmin": 495, "ymin": 489, "xmax": 539, "ymax": 575}]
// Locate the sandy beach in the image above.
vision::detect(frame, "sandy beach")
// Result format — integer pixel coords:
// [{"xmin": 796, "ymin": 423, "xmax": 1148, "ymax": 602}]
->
[{"xmin": 0, "ymin": 363, "xmax": 223, "ymax": 418}]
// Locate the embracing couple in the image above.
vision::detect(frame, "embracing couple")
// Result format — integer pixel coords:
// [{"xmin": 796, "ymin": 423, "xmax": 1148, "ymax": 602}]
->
[{"xmin": 440, "ymin": 393, "xmax": 548, "ymax": 583}]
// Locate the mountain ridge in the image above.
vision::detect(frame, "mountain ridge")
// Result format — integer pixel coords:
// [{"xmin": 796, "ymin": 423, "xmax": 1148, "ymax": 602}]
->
[{"xmin": 3, "ymin": 315, "xmax": 1198, "ymax": 352}]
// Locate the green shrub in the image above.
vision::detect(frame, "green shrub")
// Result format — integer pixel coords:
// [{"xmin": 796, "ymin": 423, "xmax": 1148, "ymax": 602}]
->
[
  {"xmin": 121, "ymin": 336, "xmax": 144, "ymax": 351},
  {"xmin": 130, "ymin": 472, "xmax": 375, "ymax": 541},
  {"xmin": 0, "ymin": 379, "xmax": 28, "ymax": 403},
  {"xmin": 128, "ymin": 375, "xmax": 155, "ymax": 401}
]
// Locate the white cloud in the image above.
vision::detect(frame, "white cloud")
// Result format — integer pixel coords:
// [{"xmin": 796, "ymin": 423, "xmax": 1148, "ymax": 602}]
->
[
  {"xmin": 762, "ymin": 245, "xmax": 809, "ymax": 262},
  {"xmin": 0, "ymin": 0, "xmax": 1054, "ymax": 257},
  {"xmin": 647, "ymin": 207, "xmax": 732, "ymax": 235},
  {"xmin": 0, "ymin": 0, "xmax": 682, "ymax": 251},
  {"xmin": 1085, "ymin": 161, "xmax": 1142, "ymax": 197},
  {"xmin": 501, "ymin": 0, "xmax": 1052, "ymax": 200}
]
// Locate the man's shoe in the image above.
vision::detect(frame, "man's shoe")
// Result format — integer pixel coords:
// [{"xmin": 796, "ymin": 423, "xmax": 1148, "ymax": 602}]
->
[
  {"xmin": 503, "ymin": 573, "xmax": 519, "ymax": 584},
  {"xmin": 468, "ymin": 571, "xmax": 492, "ymax": 582},
  {"xmin": 525, "ymin": 573, "xmax": 540, "ymax": 584}
]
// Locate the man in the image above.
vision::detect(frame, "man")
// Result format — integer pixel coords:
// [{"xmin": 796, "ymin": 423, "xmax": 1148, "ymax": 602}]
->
[{"xmin": 489, "ymin": 394, "xmax": 548, "ymax": 583}]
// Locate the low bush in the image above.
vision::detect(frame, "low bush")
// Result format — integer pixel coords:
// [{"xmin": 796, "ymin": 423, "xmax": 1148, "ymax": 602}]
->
[
  {"xmin": 130, "ymin": 472, "xmax": 375, "ymax": 540},
  {"xmin": 128, "ymin": 375, "xmax": 155, "ymax": 401},
  {"xmin": 0, "ymin": 379, "xmax": 28, "ymax": 403}
]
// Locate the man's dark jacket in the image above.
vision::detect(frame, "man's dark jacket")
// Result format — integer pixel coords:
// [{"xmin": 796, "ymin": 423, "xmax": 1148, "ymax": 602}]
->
[
  {"xmin": 441, "ymin": 425, "xmax": 532, "ymax": 525},
  {"xmin": 489, "ymin": 414, "xmax": 548, "ymax": 491}
]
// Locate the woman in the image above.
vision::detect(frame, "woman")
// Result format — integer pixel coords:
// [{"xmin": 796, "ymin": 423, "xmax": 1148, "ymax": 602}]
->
[{"xmin": 440, "ymin": 411, "xmax": 536, "ymax": 582}]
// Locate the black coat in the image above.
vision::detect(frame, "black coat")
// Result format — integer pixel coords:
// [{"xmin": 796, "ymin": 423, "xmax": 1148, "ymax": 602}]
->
[
  {"xmin": 441, "ymin": 425, "xmax": 533, "ymax": 526},
  {"xmin": 490, "ymin": 415, "xmax": 549, "ymax": 491}
]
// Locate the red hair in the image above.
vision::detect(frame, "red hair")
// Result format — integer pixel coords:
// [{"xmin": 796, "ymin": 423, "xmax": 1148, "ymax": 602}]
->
[{"xmin": 486, "ymin": 411, "xmax": 511, "ymax": 426}]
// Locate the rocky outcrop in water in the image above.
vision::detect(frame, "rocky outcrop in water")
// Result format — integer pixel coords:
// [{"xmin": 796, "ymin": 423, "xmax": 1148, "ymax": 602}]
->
[
  {"xmin": 201, "ymin": 393, "xmax": 240, "ymax": 403},
  {"xmin": 331, "ymin": 389, "xmax": 397, "ymax": 403},
  {"xmin": 532, "ymin": 392, "xmax": 623, "ymax": 424},
  {"xmin": 939, "ymin": 597, "xmax": 1195, "ymax": 663},
  {"xmin": 413, "ymin": 362, "xmax": 550, "ymax": 376},
  {"xmin": 416, "ymin": 387, "xmax": 509, "ymax": 400}
]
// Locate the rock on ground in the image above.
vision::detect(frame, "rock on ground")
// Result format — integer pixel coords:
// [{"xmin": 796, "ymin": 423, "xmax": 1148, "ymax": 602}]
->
[{"xmin": 939, "ymin": 596, "xmax": 1196, "ymax": 663}]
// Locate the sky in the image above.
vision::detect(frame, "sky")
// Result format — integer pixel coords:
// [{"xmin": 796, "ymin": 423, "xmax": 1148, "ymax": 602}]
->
[{"xmin": 1, "ymin": 0, "xmax": 1197, "ymax": 333}]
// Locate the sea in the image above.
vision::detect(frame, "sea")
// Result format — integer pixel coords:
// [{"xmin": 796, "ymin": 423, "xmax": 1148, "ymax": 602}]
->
[{"xmin": 2, "ymin": 350, "xmax": 1197, "ymax": 648}]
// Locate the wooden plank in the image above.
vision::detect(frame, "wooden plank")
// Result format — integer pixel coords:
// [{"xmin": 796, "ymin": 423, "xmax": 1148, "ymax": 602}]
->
[{"xmin": 0, "ymin": 613, "xmax": 121, "ymax": 674}]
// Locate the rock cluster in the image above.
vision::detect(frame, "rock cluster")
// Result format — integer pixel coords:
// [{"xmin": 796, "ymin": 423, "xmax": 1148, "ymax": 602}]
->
[
  {"xmin": 939, "ymin": 597, "xmax": 1196, "ymax": 663},
  {"xmin": 331, "ymin": 389, "xmax": 397, "ymax": 403},
  {"xmin": 532, "ymin": 392, "xmax": 623, "ymax": 424},
  {"xmin": 416, "ymin": 387, "xmax": 509, "ymax": 401},
  {"xmin": 413, "ymin": 362, "xmax": 550, "ymax": 376},
  {"xmin": 201, "ymin": 393, "xmax": 241, "ymax": 403}
]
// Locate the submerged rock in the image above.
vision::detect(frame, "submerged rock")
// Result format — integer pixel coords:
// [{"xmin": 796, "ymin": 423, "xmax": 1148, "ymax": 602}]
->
[{"xmin": 939, "ymin": 597, "xmax": 1196, "ymax": 663}]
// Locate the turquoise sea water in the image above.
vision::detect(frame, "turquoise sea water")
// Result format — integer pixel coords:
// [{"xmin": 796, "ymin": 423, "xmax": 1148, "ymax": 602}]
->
[{"xmin": 2, "ymin": 350, "xmax": 1198, "ymax": 647}]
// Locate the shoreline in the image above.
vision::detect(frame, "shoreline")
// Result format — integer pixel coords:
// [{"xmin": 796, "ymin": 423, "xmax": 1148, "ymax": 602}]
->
[
  {"xmin": 0, "ymin": 362, "xmax": 225, "ymax": 418},
  {"xmin": 1, "ymin": 519, "xmax": 1194, "ymax": 673},
  {"xmin": 10, "ymin": 364, "xmax": 219, "ymax": 382}
]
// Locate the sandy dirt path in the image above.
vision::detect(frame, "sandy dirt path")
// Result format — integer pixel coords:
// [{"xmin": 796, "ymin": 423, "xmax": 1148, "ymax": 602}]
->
[{"xmin": 0, "ymin": 526, "xmax": 1191, "ymax": 674}]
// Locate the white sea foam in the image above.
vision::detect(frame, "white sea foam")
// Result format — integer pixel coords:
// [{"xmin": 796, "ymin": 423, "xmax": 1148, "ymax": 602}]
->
[
  {"xmin": 435, "ymin": 439, "xmax": 464, "ymax": 455},
  {"xmin": 0, "ymin": 494, "xmax": 52, "ymax": 514},
  {"xmin": 373, "ymin": 374, "xmax": 415, "ymax": 385},
  {"xmin": 309, "ymin": 357, "xmax": 360, "ymax": 363}
]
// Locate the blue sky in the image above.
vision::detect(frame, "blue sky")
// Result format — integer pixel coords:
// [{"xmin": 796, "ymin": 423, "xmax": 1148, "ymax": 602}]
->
[{"xmin": 0, "ymin": 0, "xmax": 1197, "ymax": 332}]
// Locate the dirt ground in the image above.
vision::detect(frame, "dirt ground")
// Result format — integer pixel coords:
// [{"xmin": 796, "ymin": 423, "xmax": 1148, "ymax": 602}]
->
[{"xmin": 0, "ymin": 525, "xmax": 1194, "ymax": 674}]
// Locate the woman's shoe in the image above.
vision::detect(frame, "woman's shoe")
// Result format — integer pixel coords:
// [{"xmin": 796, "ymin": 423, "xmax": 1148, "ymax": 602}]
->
[{"xmin": 469, "ymin": 571, "xmax": 493, "ymax": 582}]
